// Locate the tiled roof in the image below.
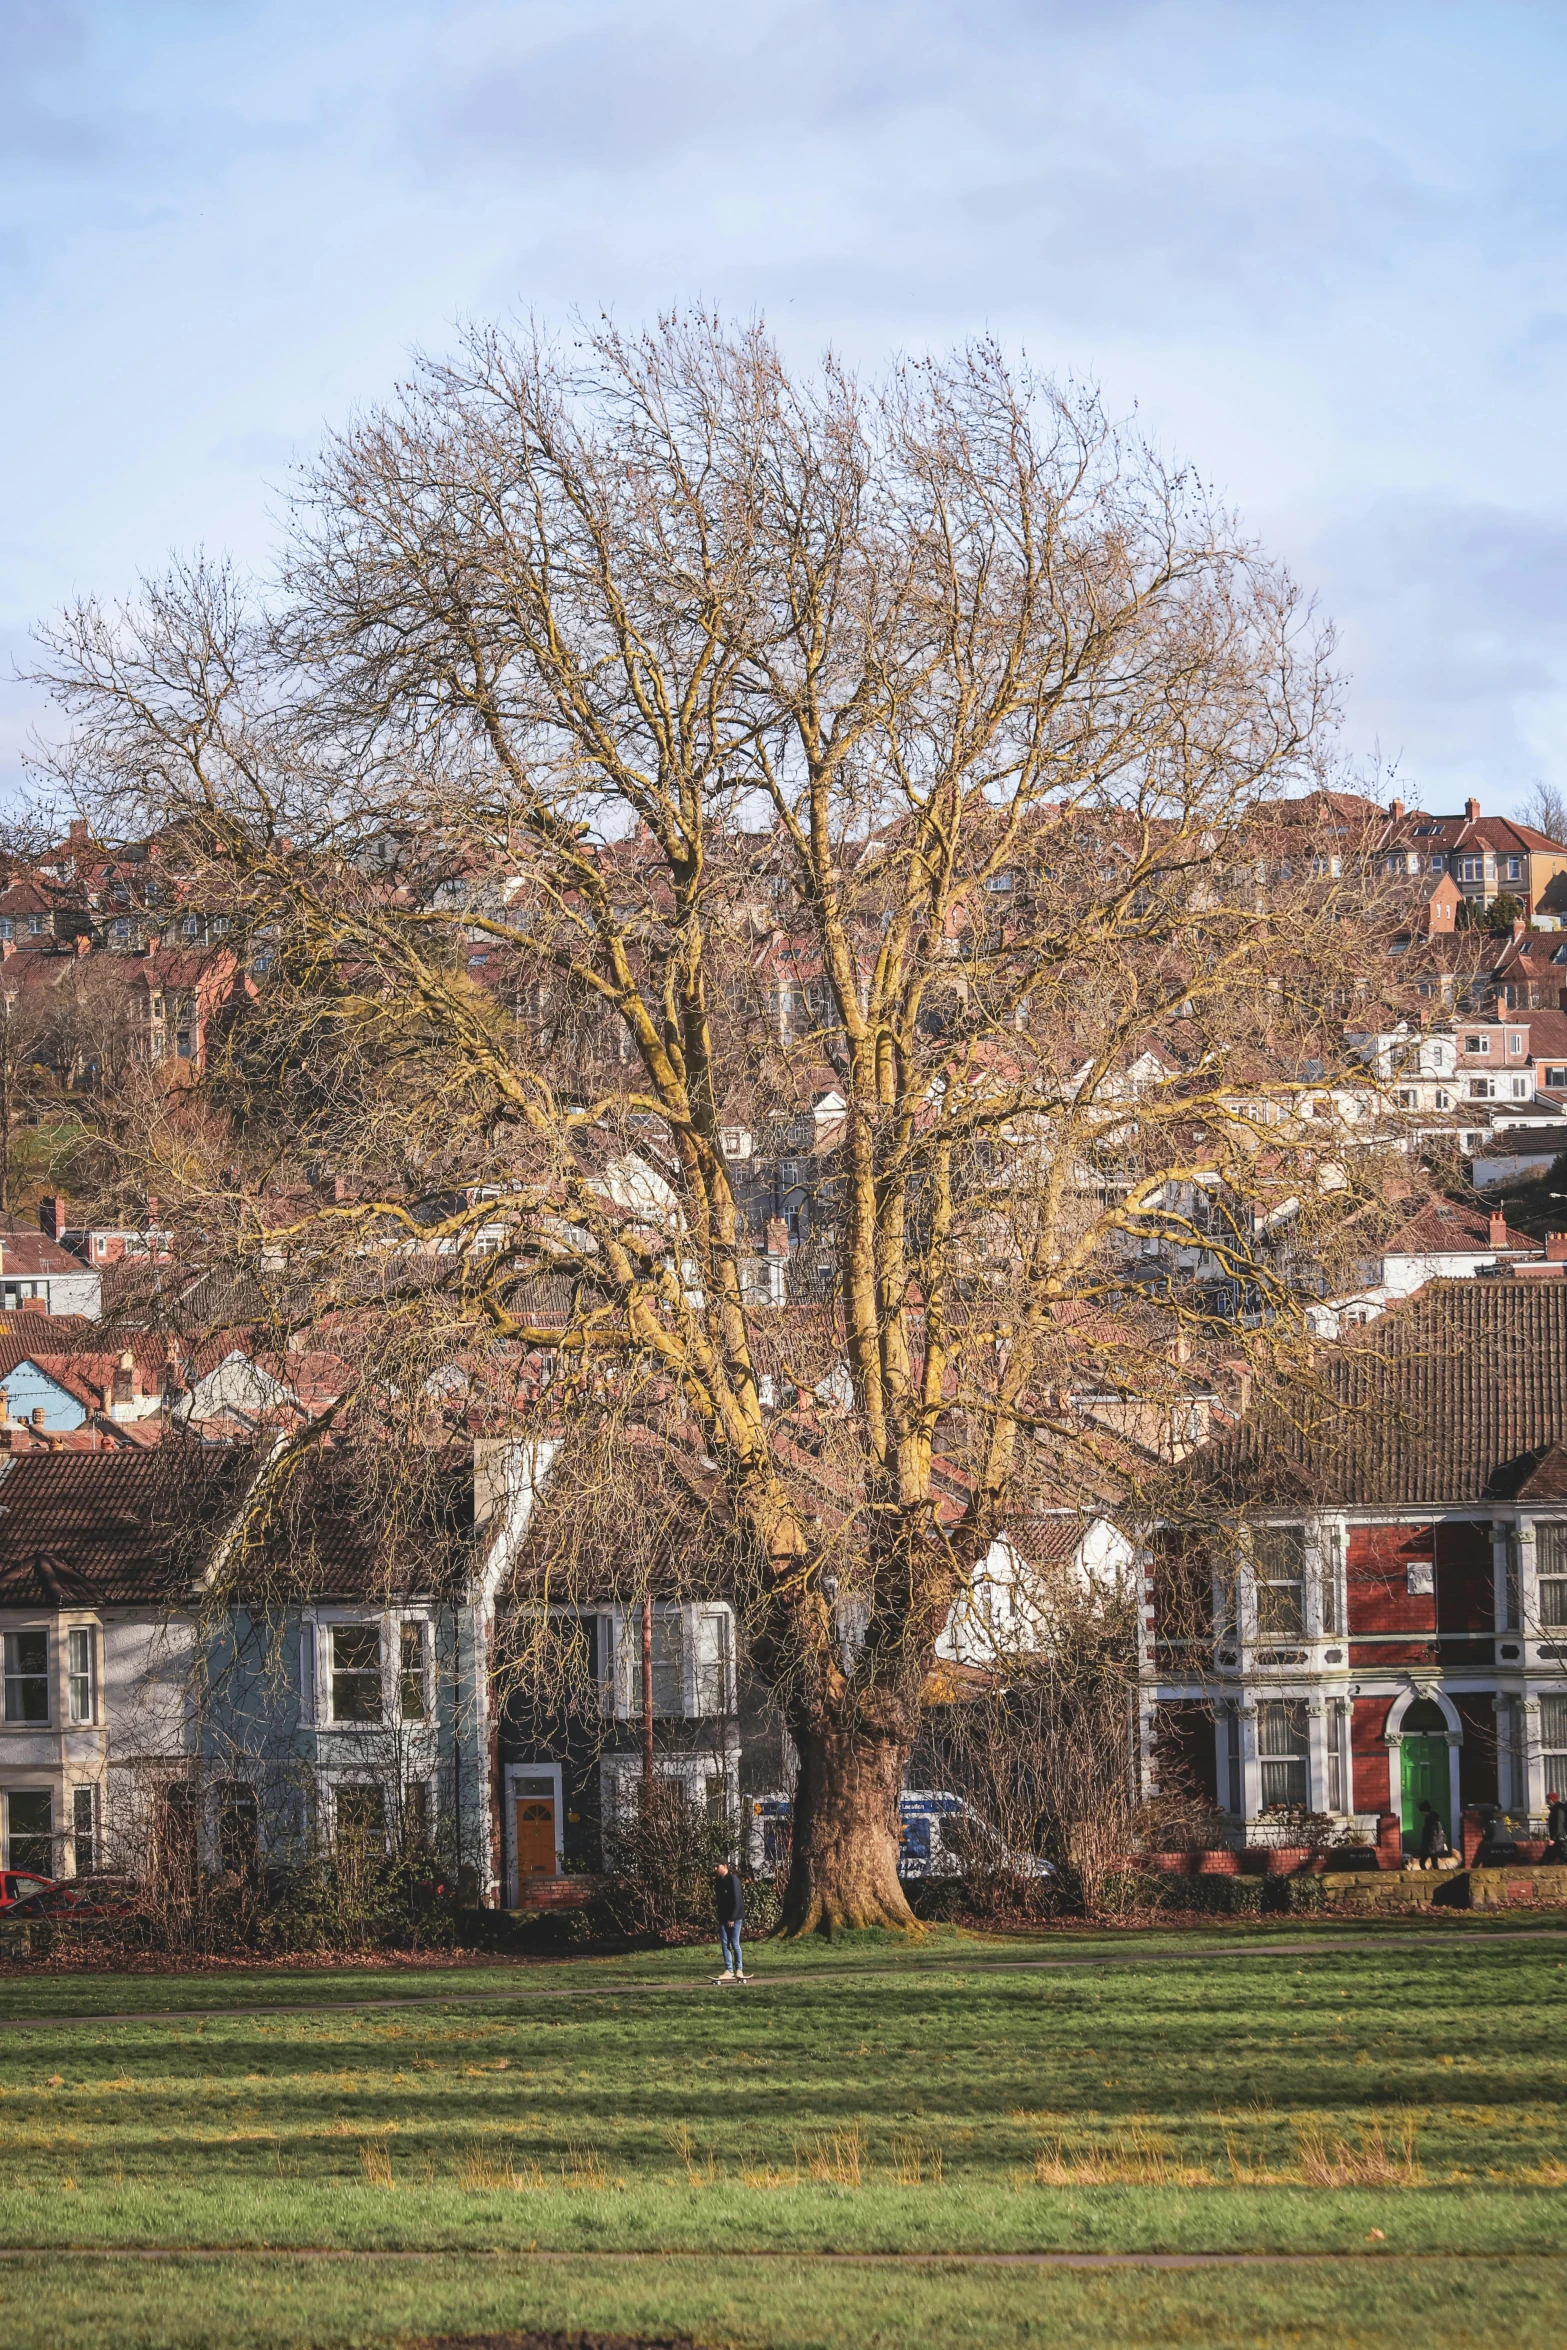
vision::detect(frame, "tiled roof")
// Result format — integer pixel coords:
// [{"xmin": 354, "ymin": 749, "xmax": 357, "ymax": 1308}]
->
[
  {"xmin": 1187, "ymin": 1282, "xmax": 1567, "ymax": 1509},
  {"xmin": 0, "ymin": 1448, "xmax": 233, "ymax": 1604},
  {"xmin": 0, "ymin": 1220, "xmax": 96, "ymax": 1277},
  {"xmin": 1384, "ymin": 1201, "xmax": 1540, "ymax": 1259}
]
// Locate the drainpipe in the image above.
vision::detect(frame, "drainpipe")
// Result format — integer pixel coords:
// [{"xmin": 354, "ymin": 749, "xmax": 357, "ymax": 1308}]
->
[{"xmin": 642, "ymin": 1594, "xmax": 654, "ymax": 1805}]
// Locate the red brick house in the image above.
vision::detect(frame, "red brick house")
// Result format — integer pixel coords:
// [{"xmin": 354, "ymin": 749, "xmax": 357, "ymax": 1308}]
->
[{"xmin": 1147, "ymin": 1282, "xmax": 1567, "ymax": 1850}]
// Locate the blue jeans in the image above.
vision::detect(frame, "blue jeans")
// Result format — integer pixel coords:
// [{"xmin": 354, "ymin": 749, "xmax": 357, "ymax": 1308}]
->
[{"xmin": 719, "ymin": 1921, "xmax": 743, "ymax": 1974}]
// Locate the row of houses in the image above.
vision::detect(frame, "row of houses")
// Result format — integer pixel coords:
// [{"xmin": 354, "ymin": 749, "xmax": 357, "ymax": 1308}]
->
[{"xmin": 2, "ymin": 1275, "xmax": 1564, "ymax": 1894}]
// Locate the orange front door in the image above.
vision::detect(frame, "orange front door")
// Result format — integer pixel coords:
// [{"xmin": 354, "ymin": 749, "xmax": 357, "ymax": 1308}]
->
[{"xmin": 515, "ymin": 1793, "xmax": 556, "ymax": 1879}]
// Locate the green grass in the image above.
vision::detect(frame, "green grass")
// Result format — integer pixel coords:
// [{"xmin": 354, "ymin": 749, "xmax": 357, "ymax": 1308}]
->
[
  {"xmin": 5, "ymin": 2251, "xmax": 1567, "ymax": 2350},
  {"xmin": 5, "ymin": 2252, "xmax": 1567, "ymax": 2350},
  {"xmin": 3, "ymin": 1925, "xmax": 1567, "ymax": 2344}
]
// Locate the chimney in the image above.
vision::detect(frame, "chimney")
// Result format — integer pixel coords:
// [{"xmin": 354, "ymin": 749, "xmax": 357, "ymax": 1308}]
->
[
  {"xmin": 1490, "ymin": 1209, "xmax": 1508, "ymax": 1249},
  {"xmin": 112, "ymin": 1351, "xmax": 136, "ymax": 1414},
  {"xmin": 765, "ymin": 1215, "xmax": 790, "ymax": 1259},
  {"xmin": 38, "ymin": 1195, "xmax": 66, "ymax": 1243},
  {"xmin": 30, "ymin": 1407, "xmax": 45, "ymax": 1428},
  {"xmin": 1549, "ymin": 1233, "xmax": 1567, "ymax": 1264},
  {"xmin": 68, "ymin": 819, "xmax": 89, "ymax": 848},
  {"xmin": 0, "ymin": 1391, "xmax": 12, "ymax": 1425},
  {"xmin": 1465, "ymin": 797, "xmax": 1481, "ymax": 822},
  {"xmin": 1388, "ymin": 798, "xmax": 1405, "ymax": 821},
  {"xmin": 332, "ymin": 1174, "xmax": 347, "ymax": 1203},
  {"xmin": 145, "ymin": 1196, "xmax": 158, "ymax": 1225}
]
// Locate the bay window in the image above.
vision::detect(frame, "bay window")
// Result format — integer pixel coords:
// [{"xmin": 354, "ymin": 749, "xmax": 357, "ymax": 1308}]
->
[
  {"xmin": 1257, "ymin": 1700, "xmax": 1309, "ymax": 1810},
  {"xmin": 3, "ymin": 1630, "xmax": 49, "ymax": 1723}
]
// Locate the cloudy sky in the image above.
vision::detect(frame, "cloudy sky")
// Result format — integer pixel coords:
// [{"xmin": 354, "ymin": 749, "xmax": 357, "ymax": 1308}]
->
[{"xmin": 4, "ymin": 0, "xmax": 1566, "ymax": 813}]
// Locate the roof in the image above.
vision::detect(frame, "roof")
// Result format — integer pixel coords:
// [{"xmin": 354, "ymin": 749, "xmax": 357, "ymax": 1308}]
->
[
  {"xmin": 0, "ymin": 1448, "xmax": 231, "ymax": 1605},
  {"xmin": 1185, "ymin": 1282, "xmax": 1567, "ymax": 1509},
  {"xmin": 0, "ymin": 1221, "xmax": 96, "ymax": 1279},
  {"xmin": 1384, "ymin": 1200, "xmax": 1540, "ymax": 1260}
]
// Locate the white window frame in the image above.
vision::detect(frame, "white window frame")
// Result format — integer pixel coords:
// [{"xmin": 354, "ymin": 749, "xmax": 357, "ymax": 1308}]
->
[
  {"xmin": 314, "ymin": 1608, "xmax": 438, "ymax": 1729},
  {"xmin": 66, "ymin": 1625, "xmax": 95, "ymax": 1725},
  {"xmin": 3, "ymin": 1626, "xmax": 51, "ymax": 1727},
  {"xmin": 608, "ymin": 1601, "xmax": 735, "ymax": 1721}
]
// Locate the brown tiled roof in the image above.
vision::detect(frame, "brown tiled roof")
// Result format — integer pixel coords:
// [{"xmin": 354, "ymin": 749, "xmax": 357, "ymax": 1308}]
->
[
  {"xmin": 1187, "ymin": 1282, "xmax": 1567, "ymax": 1509},
  {"xmin": 0, "ymin": 1220, "xmax": 96, "ymax": 1278},
  {"xmin": 1384, "ymin": 1201, "xmax": 1540, "ymax": 1259},
  {"xmin": 0, "ymin": 1448, "xmax": 234, "ymax": 1604}
]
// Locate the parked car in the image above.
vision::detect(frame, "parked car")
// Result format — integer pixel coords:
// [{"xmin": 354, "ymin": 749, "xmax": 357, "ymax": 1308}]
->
[
  {"xmin": 0, "ymin": 1870, "xmax": 55, "ymax": 1913},
  {"xmin": 7, "ymin": 1876, "xmax": 133, "ymax": 1922},
  {"xmin": 746, "ymin": 1791, "xmax": 1054, "ymax": 1881}
]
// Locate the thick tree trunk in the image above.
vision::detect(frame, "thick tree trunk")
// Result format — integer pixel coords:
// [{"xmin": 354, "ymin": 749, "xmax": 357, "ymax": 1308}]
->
[{"xmin": 779, "ymin": 1720, "xmax": 920, "ymax": 1935}]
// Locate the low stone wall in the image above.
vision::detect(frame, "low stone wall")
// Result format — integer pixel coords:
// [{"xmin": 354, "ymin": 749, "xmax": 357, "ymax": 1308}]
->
[{"xmin": 1316, "ymin": 1864, "xmax": 1567, "ymax": 1912}]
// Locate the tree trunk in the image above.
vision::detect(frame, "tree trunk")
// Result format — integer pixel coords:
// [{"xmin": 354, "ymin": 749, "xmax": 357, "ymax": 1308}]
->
[{"xmin": 780, "ymin": 1720, "xmax": 921, "ymax": 1935}]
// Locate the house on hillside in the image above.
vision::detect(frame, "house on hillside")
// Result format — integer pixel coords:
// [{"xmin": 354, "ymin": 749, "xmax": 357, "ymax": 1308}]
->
[{"xmin": 1147, "ymin": 1282, "xmax": 1567, "ymax": 1853}]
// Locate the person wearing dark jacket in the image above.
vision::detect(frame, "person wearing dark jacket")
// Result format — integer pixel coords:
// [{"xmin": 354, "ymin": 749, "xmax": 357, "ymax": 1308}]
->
[
  {"xmin": 1416, "ymin": 1799, "xmax": 1449, "ymax": 1868},
  {"xmin": 714, "ymin": 1864, "xmax": 745, "ymax": 1981},
  {"xmin": 1545, "ymin": 1791, "xmax": 1567, "ymax": 1866}
]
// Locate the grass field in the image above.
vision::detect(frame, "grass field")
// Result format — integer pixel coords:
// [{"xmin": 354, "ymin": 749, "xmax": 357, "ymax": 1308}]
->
[{"xmin": 1, "ymin": 1921, "xmax": 1565, "ymax": 2347}]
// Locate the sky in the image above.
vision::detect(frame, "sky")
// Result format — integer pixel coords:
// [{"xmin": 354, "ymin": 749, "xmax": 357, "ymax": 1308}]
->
[{"xmin": 4, "ymin": 0, "xmax": 1567, "ymax": 816}]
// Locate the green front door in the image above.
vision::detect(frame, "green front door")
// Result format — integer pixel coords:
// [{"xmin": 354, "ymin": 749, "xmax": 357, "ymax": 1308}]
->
[{"xmin": 1401, "ymin": 1737, "xmax": 1452, "ymax": 1850}]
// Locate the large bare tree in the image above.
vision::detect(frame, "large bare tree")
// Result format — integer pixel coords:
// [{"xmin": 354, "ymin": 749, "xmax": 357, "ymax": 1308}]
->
[{"xmin": 30, "ymin": 319, "xmax": 1418, "ymax": 1930}]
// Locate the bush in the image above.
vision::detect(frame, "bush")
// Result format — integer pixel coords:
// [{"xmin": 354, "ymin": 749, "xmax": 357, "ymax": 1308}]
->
[{"xmin": 600, "ymin": 1785, "xmax": 743, "ymax": 1940}]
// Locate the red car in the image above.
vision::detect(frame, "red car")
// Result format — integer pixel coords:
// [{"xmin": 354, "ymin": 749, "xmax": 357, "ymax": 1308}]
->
[
  {"xmin": 0, "ymin": 1870, "xmax": 55, "ymax": 1913},
  {"xmin": 6, "ymin": 1877, "xmax": 132, "ymax": 1921}
]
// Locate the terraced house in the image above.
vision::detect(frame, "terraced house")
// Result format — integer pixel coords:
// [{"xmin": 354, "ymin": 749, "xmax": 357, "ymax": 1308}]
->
[{"xmin": 1148, "ymin": 1282, "xmax": 1567, "ymax": 1852}]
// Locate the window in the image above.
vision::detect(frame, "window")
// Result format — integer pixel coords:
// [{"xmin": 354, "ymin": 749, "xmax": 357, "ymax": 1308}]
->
[
  {"xmin": 6, "ymin": 1789, "xmax": 53, "ymax": 1873},
  {"xmin": 1542, "ymin": 1696, "xmax": 1567, "ymax": 1805},
  {"xmin": 335, "ymin": 1783, "xmax": 387, "ymax": 1850},
  {"xmin": 1512, "ymin": 1077, "xmax": 1529, "ymax": 1097},
  {"xmin": 27, "ymin": 913, "xmax": 44, "ymax": 937},
  {"xmin": 1429, "ymin": 853, "xmax": 1445, "ymax": 872},
  {"xmin": 1327, "ymin": 1705, "xmax": 1347, "ymax": 1813},
  {"xmin": 1506, "ymin": 856, "xmax": 1524, "ymax": 881},
  {"xmin": 329, "ymin": 1624, "xmax": 383, "ymax": 1722},
  {"xmin": 67, "ymin": 1627, "xmax": 93, "ymax": 1724},
  {"xmin": 110, "ymin": 919, "xmax": 130, "ymax": 945},
  {"xmin": 1537, "ymin": 1525, "xmax": 1567, "ymax": 1628},
  {"xmin": 399, "ymin": 1621, "xmax": 429, "ymax": 1722},
  {"xmin": 0, "ymin": 920, "xmax": 11, "ymax": 942},
  {"xmin": 1469, "ymin": 1077, "xmax": 1496, "ymax": 1099},
  {"xmin": 1256, "ymin": 1700, "xmax": 1309, "ymax": 1810},
  {"xmin": 210, "ymin": 914, "xmax": 231, "ymax": 937},
  {"xmin": 1396, "ymin": 1088, "xmax": 1417, "ymax": 1108},
  {"xmin": 623, "ymin": 1607, "xmax": 685, "ymax": 1718},
  {"xmin": 1320, "ymin": 1526, "xmax": 1343, "ymax": 1637},
  {"xmin": 1510, "ymin": 1034, "xmax": 1525, "ymax": 1054},
  {"xmin": 3, "ymin": 1629, "xmax": 49, "ymax": 1723},
  {"xmin": 182, "ymin": 915, "xmax": 200, "ymax": 941},
  {"xmin": 218, "ymin": 1782, "xmax": 259, "ymax": 1876},
  {"xmin": 72, "ymin": 1784, "xmax": 97, "ymax": 1876},
  {"xmin": 175, "ymin": 1032, "xmax": 192, "ymax": 1059},
  {"xmin": 1465, "ymin": 1035, "xmax": 1489, "ymax": 1054},
  {"xmin": 1434, "ymin": 1089, "xmax": 1452, "ymax": 1110},
  {"xmin": 693, "ymin": 1608, "xmax": 734, "ymax": 1715},
  {"xmin": 1459, "ymin": 857, "xmax": 1484, "ymax": 882},
  {"xmin": 1547, "ymin": 1069, "xmax": 1567, "ymax": 1090},
  {"xmin": 1253, "ymin": 1525, "xmax": 1306, "ymax": 1637}
]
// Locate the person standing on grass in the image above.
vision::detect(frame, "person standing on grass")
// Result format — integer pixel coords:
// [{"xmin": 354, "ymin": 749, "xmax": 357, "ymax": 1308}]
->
[
  {"xmin": 715, "ymin": 1862, "xmax": 745, "ymax": 1982},
  {"xmin": 1545, "ymin": 1791, "xmax": 1567, "ymax": 1866}
]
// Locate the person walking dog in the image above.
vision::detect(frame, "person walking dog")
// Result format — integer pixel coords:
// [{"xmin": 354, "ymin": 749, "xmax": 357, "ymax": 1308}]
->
[{"xmin": 714, "ymin": 1862, "xmax": 745, "ymax": 1982}]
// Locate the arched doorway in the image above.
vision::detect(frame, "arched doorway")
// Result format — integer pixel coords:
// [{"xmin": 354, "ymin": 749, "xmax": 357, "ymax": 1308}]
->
[{"xmin": 1398, "ymin": 1697, "xmax": 1452, "ymax": 1852}]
